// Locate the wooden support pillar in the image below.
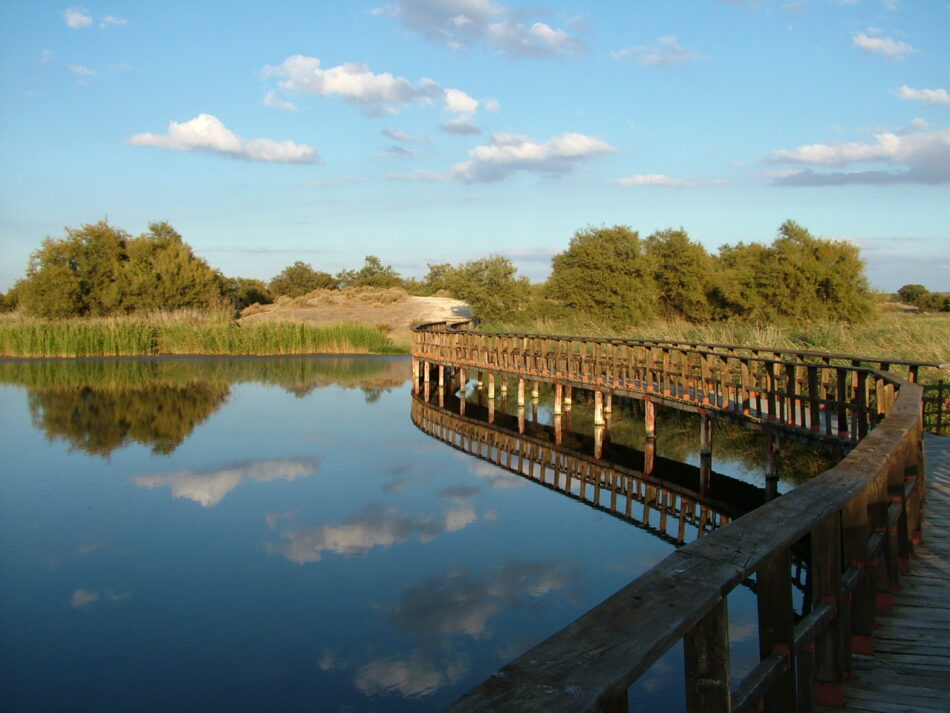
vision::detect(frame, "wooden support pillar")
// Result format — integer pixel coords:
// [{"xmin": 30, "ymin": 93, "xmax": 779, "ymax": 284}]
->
[
  {"xmin": 554, "ymin": 383, "xmax": 563, "ymax": 415},
  {"xmin": 554, "ymin": 414, "xmax": 563, "ymax": 445},
  {"xmin": 422, "ymin": 360, "xmax": 430, "ymax": 383},
  {"xmin": 765, "ymin": 428, "xmax": 780, "ymax": 501},
  {"xmin": 684, "ymin": 598, "xmax": 732, "ymax": 713},
  {"xmin": 700, "ymin": 411, "xmax": 713, "ymax": 456},
  {"xmin": 531, "ymin": 381, "xmax": 540, "ymax": 398},
  {"xmin": 564, "ymin": 385, "xmax": 573, "ymax": 408},
  {"xmin": 476, "ymin": 372, "xmax": 484, "ymax": 390},
  {"xmin": 594, "ymin": 425, "xmax": 605, "ymax": 460},
  {"xmin": 488, "ymin": 373, "xmax": 495, "ymax": 400},
  {"xmin": 518, "ymin": 407, "xmax": 526, "ymax": 435},
  {"xmin": 500, "ymin": 377, "xmax": 508, "ymax": 395},
  {"xmin": 423, "ymin": 380, "xmax": 431, "ymax": 403},
  {"xmin": 518, "ymin": 377, "xmax": 525, "ymax": 407},
  {"xmin": 438, "ymin": 386, "xmax": 444, "ymax": 408},
  {"xmin": 644, "ymin": 438, "xmax": 655, "ymax": 477},
  {"xmin": 411, "ymin": 358, "xmax": 420, "ymax": 395},
  {"xmin": 488, "ymin": 396, "xmax": 495, "ymax": 424},
  {"xmin": 438, "ymin": 364, "xmax": 445, "ymax": 388},
  {"xmin": 605, "ymin": 392, "xmax": 613, "ymax": 414},
  {"xmin": 645, "ymin": 397, "xmax": 656, "ymax": 439},
  {"xmin": 594, "ymin": 390, "xmax": 606, "ymax": 427}
]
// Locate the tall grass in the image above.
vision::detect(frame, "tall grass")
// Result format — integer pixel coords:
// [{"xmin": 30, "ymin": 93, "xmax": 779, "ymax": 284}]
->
[{"xmin": 0, "ymin": 312, "xmax": 403, "ymax": 358}]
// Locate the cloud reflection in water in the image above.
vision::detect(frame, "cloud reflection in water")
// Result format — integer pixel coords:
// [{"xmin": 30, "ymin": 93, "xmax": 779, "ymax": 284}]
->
[
  {"xmin": 132, "ymin": 458, "xmax": 318, "ymax": 507},
  {"xmin": 266, "ymin": 503, "xmax": 478, "ymax": 564}
]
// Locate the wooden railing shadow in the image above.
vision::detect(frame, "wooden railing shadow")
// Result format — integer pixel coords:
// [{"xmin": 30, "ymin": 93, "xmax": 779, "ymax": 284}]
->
[{"xmin": 411, "ymin": 321, "xmax": 937, "ymax": 713}]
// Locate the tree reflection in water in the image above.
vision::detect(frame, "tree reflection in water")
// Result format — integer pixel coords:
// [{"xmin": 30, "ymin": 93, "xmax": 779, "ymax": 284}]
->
[{"xmin": 0, "ymin": 356, "xmax": 409, "ymax": 457}]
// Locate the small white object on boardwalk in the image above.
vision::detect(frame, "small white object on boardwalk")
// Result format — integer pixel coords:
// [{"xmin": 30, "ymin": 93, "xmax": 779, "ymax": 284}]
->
[{"xmin": 817, "ymin": 433, "xmax": 950, "ymax": 713}]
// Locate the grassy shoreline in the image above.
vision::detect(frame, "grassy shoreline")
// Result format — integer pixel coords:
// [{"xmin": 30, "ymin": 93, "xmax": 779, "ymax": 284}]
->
[{"xmin": 0, "ymin": 313, "xmax": 405, "ymax": 358}]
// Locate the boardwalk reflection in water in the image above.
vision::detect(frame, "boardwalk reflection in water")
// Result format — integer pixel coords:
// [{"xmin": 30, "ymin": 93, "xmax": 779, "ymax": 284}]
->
[{"xmin": 0, "ymin": 356, "xmax": 826, "ymax": 713}]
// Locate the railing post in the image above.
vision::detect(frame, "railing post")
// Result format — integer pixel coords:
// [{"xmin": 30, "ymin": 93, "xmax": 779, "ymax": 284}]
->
[
  {"xmin": 756, "ymin": 549, "xmax": 796, "ymax": 712},
  {"xmin": 842, "ymin": 491, "xmax": 874, "ymax": 657},
  {"xmin": 813, "ymin": 513, "xmax": 845, "ymax": 708},
  {"xmin": 684, "ymin": 598, "xmax": 731, "ymax": 713}
]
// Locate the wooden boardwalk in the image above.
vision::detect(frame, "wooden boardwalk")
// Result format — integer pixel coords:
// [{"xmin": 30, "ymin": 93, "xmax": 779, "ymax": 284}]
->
[{"xmin": 818, "ymin": 433, "xmax": 950, "ymax": 713}]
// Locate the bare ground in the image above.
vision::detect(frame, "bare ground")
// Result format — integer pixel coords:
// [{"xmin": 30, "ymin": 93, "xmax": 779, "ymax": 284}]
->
[{"xmin": 237, "ymin": 287, "xmax": 472, "ymax": 346}]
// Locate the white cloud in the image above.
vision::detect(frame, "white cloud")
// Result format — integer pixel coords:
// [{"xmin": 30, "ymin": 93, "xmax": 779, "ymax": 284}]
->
[
  {"xmin": 68, "ymin": 64, "xmax": 96, "ymax": 78},
  {"xmin": 133, "ymin": 458, "xmax": 318, "ymax": 506},
  {"xmin": 450, "ymin": 131, "xmax": 616, "ymax": 182},
  {"xmin": 127, "ymin": 114, "xmax": 321, "ymax": 164},
  {"xmin": 263, "ymin": 55, "xmax": 442, "ymax": 116},
  {"xmin": 613, "ymin": 173, "xmax": 700, "ymax": 188},
  {"xmin": 63, "ymin": 6, "xmax": 92, "ymax": 28},
  {"xmin": 852, "ymin": 31, "xmax": 916, "ymax": 59},
  {"xmin": 99, "ymin": 14, "xmax": 126, "ymax": 28},
  {"xmin": 382, "ymin": 127, "xmax": 414, "ymax": 142},
  {"xmin": 264, "ymin": 55, "xmax": 491, "ymax": 128},
  {"xmin": 895, "ymin": 85, "xmax": 950, "ymax": 106},
  {"xmin": 484, "ymin": 97, "xmax": 500, "ymax": 112},
  {"xmin": 374, "ymin": 0, "xmax": 584, "ymax": 59},
  {"xmin": 443, "ymin": 88, "xmax": 479, "ymax": 117},
  {"xmin": 441, "ymin": 117, "xmax": 481, "ymax": 135},
  {"xmin": 766, "ymin": 126, "xmax": 950, "ymax": 184},
  {"xmin": 612, "ymin": 35, "xmax": 703, "ymax": 67},
  {"xmin": 263, "ymin": 90, "xmax": 298, "ymax": 110},
  {"xmin": 385, "ymin": 170, "xmax": 447, "ymax": 181}
]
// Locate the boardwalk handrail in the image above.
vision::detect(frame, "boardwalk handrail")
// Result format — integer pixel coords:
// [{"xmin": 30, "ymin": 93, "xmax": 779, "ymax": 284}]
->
[{"xmin": 411, "ymin": 322, "xmax": 930, "ymax": 713}]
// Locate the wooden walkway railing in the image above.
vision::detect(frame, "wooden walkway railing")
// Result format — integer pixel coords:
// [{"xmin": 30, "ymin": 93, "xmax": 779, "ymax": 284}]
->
[{"xmin": 411, "ymin": 321, "xmax": 938, "ymax": 713}]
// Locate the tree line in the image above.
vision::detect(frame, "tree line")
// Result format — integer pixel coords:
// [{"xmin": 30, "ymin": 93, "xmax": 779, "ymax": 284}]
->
[{"xmin": 3, "ymin": 217, "xmax": 939, "ymax": 325}]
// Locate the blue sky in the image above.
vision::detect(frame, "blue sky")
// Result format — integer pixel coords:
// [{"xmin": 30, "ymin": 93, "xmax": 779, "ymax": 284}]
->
[{"xmin": 1, "ymin": 0, "xmax": 947, "ymax": 293}]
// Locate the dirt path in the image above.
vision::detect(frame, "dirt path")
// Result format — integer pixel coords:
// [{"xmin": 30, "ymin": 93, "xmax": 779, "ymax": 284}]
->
[{"xmin": 238, "ymin": 290, "xmax": 472, "ymax": 346}]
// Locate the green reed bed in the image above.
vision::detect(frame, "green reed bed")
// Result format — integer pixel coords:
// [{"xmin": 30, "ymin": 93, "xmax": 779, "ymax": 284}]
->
[
  {"xmin": 0, "ymin": 317, "xmax": 403, "ymax": 358},
  {"xmin": 0, "ymin": 319, "xmax": 157, "ymax": 358}
]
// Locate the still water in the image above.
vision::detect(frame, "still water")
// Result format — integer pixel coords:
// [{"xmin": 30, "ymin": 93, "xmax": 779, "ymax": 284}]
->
[{"xmin": 0, "ymin": 357, "xmax": 830, "ymax": 712}]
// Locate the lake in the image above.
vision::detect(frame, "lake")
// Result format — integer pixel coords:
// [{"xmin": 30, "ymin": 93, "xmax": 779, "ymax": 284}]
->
[{"xmin": 0, "ymin": 356, "xmax": 831, "ymax": 712}]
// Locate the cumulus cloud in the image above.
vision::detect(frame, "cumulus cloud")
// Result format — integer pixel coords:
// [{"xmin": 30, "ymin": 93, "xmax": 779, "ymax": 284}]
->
[
  {"xmin": 63, "ymin": 6, "xmax": 93, "ymax": 28},
  {"xmin": 611, "ymin": 35, "xmax": 703, "ymax": 67},
  {"xmin": 852, "ymin": 30, "xmax": 916, "ymax": 59},
  {"xmin": 766, "ymin": 126, "xmax": 950, "ymax": 185},
  {"xmin": 133, "ymin": 458, "xmax": 318, "ymax": 507},
  {"xmin": 262, "ymin": 55, "xmax": 442, "ymax": 116},
  {"xmin": 374, "ymin": 0, "xmax": 584, "ymax": 58},
  {"xmin": 895, "ymin": 85, "xmax": 950, "ymax": 106},
  {"xmin": 127, "ymin": 114, "xmax": 321, "ymax": 164},
  {"xmin": 450, "ymin": 131, "xmax": 616, "ymax": 182},
  {"xmin": 266, "ymin": 502, "xmax": 478, "ymax": 564},
  {"xmin": 613, "ymin": 173, "xmax": 700, "ymax": 188},
  {"xmin": 99, "ymin": 15, "xmax": 126, "ymax": 28},
  {"xmin": 263, "ymin": 55, "xmax": 494, "ymax": 130},
  {"xmin": 263, "ymin": 90, "xmax": 298, "ymax": 110}
]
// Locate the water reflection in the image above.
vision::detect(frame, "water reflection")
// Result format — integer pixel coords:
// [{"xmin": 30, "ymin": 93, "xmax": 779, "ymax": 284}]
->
[
  {"xmin": 0, "ymin": 357, "xmax": 409, "ymax": 457},
  {"xmin": 133, "ymin": 458, "xmax": 319, "ymax": 507},
  {"xmin": 0, "ymin": 356, "xmax": 796, "ymax": 713},
  {"xmin": 266, "ymin": 502, "xmax": 479, "ymax": 564}
]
